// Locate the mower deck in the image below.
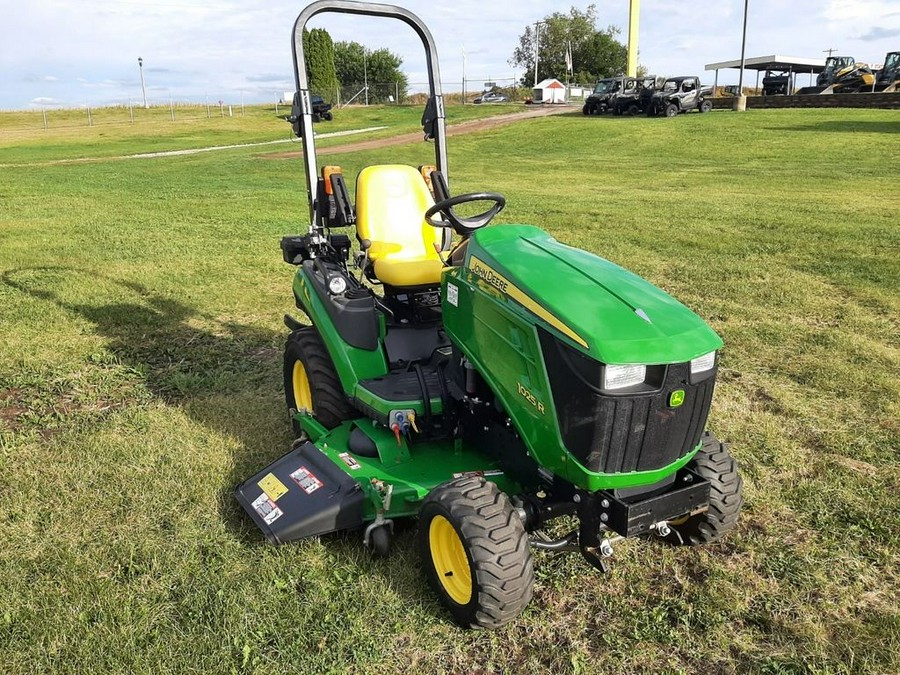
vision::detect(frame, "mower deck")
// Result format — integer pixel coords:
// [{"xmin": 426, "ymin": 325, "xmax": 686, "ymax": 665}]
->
[{"xmin": 235, "ymin": 417, "xmax": 516, "ymax": 543}]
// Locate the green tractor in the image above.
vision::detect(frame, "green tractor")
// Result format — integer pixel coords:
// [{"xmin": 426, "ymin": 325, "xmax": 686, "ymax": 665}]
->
[{"xmin": 236, "ymin": 0, "xmax": 744, "ymax": 628}]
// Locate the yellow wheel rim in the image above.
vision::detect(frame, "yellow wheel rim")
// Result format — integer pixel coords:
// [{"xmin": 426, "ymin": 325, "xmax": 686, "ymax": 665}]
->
[
  {"xmin": 429, "ymin": 515, "xmax": 472, "ymax": 605},
  {"xmin": 291, "ymin": 360, "xmax": 313, "ymax": 411}
]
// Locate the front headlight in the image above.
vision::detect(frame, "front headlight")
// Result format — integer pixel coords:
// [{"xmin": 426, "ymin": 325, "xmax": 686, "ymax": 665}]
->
[
  {"xmin": 603, "ymin": 364, "xmax": 646, "ymax": 390},
  {"xmin": 690, "ymin": 351, "xmax": 716, "ymax": 374}
]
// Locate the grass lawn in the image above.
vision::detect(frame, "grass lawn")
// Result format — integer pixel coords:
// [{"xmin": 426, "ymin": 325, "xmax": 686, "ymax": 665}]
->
[
  {"xmin": 0, "ymin": 102, "xmax": 522, "ymax": 164},
  {"xmin": 1, "ymin": 105, "xmax": 898, "ymax": 674}
]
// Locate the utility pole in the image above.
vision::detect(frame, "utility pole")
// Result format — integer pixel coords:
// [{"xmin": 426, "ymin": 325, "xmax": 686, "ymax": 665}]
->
[
  {"xmin": 462, "ymin": 46, "xmax": 467, "ymax": 104},
  {"xmin": 533, "ymin": 22, "xmax": 544, "ymax": 87},
  {"xmin": 627, "ymin": 0, "xmax": 640, "ymax": 78},
  {"xmin": 363, "ymin": 48, "xmax": 369, "ymax": 106},
  {"xmin": 734, "ymin": 0, "xmax": 749, "ymax": 111},
  {"xmin": 823, "ymin": 48, "xmax": 838, "ymax": 58},
  {"xmin": 138, "ymin": 56, "xmax": 148, "ymax": 108}
]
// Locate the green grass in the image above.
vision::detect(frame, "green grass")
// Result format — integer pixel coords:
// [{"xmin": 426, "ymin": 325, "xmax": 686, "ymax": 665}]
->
[
  {"xmin": 1, "ymin": 106, "xmax": 898, "ymax": 674},
  {"xmin": 0, "ymin": 102, "xmax": 522, "ymax": 164}
]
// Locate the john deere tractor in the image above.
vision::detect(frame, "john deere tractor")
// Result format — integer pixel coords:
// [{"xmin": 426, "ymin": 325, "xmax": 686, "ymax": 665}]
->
[{"xmin": 236, "ymin": 0, "xmax": 744, "ymax": 629}]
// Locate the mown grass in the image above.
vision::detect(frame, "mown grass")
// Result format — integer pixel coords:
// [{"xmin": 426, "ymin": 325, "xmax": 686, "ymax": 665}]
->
[
  {"xmin": 1, "ymin": 106, "xmax": 898, "ymax": 674},
  {"xmin": 0, "ymin": 102, "xmax": 521, "ymax": 164}
]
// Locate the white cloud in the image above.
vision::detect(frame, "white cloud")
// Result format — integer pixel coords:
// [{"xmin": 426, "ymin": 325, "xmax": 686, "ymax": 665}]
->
[{"xmin": 3, "ymin": 0, "xmax": 900, "ymax": 109}]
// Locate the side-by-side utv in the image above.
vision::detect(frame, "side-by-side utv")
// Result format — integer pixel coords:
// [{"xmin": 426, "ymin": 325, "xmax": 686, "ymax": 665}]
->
[{"xmin": 236, "ymin": 0, "xmax": 744, "ymax": 628}]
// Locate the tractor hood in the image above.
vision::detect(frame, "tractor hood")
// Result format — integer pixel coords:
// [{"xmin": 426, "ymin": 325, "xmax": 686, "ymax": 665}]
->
[{"xmin": 464, "ymin": 225, "xmax": 722, "ymax": 365}]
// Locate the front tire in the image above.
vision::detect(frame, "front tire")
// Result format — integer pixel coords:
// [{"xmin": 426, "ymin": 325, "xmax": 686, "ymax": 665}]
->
[
  {"xmin": 668, "ymin": 432, "xmax": 743, "ymax": 545},
  {"xmin": 418, "ymin": 476, "xmax": 534, "ymax": 628},
  {"xmin": 665, "ymin": 103, "xmax": 679, "ymax": 117},
  {"xmin": 283, "ymin": 327, "xmax": 355, "ymax": 435}
]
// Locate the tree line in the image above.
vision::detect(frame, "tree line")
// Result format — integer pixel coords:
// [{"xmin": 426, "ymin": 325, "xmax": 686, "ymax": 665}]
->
[
  {"xmin": 509, "ymin": 5, "xmax": 632, "ymax": 85},
  {"xmin": 303, "ymin": 28, "xmax": 408, "ymax": 104},
  {"xmin": 303, "ymin": 5, "xmax": 633, "ymax": 105}
]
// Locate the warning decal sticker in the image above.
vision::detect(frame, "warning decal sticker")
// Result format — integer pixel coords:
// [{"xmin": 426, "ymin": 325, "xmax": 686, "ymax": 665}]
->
[
  {"xmin": 289, "ymin": 466, "xmax": 324, "ymax": 495},
  {"xmin": 257, "ymin": 473, "xmax": 289, "ymax": 502},
  {"xmin": 339, "ymin": 452, "xmax": 361, "ymax": 470},
  {"xmin": 251, "ymin": 492, "xmax": 284, "ymax": 525}
]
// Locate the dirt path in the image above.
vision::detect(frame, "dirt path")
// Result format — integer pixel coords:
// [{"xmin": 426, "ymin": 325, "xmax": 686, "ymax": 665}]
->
[
  {"xmin": 1, "ymin": 106, "xmax": 573, "ymax": 169},
  {"xmin": 258, "ymin": 105, "xmax": 573, "ymax": 160}
]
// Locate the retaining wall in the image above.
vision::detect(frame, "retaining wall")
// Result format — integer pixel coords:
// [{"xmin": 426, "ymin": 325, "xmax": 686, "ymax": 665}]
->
[{"xmin": 710, "ymin": 93, "xmax": 900, "ymax": 110}]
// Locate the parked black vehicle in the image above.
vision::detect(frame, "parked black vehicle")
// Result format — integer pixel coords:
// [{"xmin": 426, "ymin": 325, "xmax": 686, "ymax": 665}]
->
[
  {"xmin": 647, "ymin": 77, "xmax": 712, "ymax": 117},
  {"xmin": 287, "ymin": 92, "xmax": 333, "ymax": 130},
  {"xmin": 875, "ymin": 51, "xmax": 900, "ymax": 91},
  {"xmin": 582, "ymin": 78, "xmax": 622, "ymax": 115},
  {"xmin": 762, "ymin": 70, "xmax": 793, "ymax": 95},
  {"xmin": 612, "ymin": 75, "xmax": 665, "ymax": 115}
]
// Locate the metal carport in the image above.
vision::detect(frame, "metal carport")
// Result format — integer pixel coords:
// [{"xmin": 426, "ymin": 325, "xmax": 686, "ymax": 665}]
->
[{"xmin": 705, "ymin": 55, "xmax": 826, "ymax": 93}]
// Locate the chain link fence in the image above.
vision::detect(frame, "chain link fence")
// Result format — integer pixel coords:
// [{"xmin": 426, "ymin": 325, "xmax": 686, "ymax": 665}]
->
[{"xmin": 3, "ymin": 75, "xmax": 590, "ymax": 132}]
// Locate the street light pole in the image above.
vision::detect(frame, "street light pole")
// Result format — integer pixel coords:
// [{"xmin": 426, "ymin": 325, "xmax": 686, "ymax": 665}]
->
[
  {"xmin": 734, "ymin": 0, "xmax": 749, "ymax": 111},
  {"xmin": 363, "ymin": 48, "xmax": 369, "ymax": 106},
  {"xmin": 533, "ymin": 22, "xmax": 543, "ymax": 87},
  {"xmin": 462, "ymin": 47, "xmax": 467, "ymax": 104},
  {"xmin": 138, "ymin": 57, "xmax": 148, "ymax": 108}
]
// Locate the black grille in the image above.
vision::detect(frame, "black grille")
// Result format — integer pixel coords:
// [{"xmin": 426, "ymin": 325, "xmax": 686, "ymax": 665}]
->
[{"xmin": 539, "ymin": 331, "xmax": 715, "ymax": 474}]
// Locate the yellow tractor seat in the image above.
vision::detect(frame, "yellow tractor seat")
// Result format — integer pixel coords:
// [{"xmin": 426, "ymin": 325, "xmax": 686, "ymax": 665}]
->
[{"xmin": 356, "ymin": 164, "xmax": 445, "ymax": 288}]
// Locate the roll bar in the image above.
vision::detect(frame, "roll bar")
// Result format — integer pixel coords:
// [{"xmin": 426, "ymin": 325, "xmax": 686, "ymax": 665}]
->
[{"xmin": 292, "ymin": 1, "xmax": 448, "ymax": 224}]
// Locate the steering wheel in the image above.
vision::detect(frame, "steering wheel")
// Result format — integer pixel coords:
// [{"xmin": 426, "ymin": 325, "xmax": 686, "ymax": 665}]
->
[{"xmin": 425, "ymin": 192, "xmax": 506, "ymax": 234}]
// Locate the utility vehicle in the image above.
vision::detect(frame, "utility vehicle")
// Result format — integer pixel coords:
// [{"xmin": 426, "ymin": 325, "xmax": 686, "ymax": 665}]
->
[
  {"xmin": 287, "ymin": 91, "xmax": 333, "ymax": 124},
  {"xmin": 236, "ymin": 0, "xmax": 744, "ymax": 629},
  {"xmin": 612, "ymin": 75, "xmax": 665, "ymax": 115},
  {"xmin": 762, "ymin": 70, "xmax": 793, "ymax": 96},
  {"xmin": 582, "ymin": 77, "xmax": 622, "ymax": 114},
  {"xmin": 647, "ymin": 76, "xmax": 713, "ymax": 117}
]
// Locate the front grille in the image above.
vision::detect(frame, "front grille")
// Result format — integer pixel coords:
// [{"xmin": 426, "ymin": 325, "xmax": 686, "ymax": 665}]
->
[{"xmin": 539, "ymin": 331, "xmax": 715, "ymax": 474}]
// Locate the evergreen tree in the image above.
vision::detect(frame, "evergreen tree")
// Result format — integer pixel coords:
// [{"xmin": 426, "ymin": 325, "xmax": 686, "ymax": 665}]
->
[{"xmin": 303, "ymin": 28, "xmax": 340, "ymax": 101}]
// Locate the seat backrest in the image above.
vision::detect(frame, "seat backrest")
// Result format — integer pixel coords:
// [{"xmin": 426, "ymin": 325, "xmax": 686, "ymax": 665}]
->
[{"xmin": 355, "ymin": 165, "xmax": 441, "ymax": 261}]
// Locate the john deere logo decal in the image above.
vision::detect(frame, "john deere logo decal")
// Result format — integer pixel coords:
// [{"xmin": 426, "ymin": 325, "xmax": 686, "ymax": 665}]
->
[{"xmin": 669, "ymin": 390, "xmax": 685, "ymax": 408}]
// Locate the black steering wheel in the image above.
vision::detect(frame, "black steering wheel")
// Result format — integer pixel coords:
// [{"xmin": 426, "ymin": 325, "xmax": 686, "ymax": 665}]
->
[{"xmin": 425, "ymin": 192, "xmax": 506, "ymax": 234}]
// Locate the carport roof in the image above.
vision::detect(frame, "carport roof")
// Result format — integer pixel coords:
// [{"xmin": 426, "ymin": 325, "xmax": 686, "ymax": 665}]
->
[{"xmin": 704, "ymin": 55, "xmax": 827, "ymax": 73}]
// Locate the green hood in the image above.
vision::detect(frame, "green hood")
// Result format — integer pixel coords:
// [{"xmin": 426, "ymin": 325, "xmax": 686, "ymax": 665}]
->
[{"xmin": 466, "ymin": 225, "xmax": 723, "ymax": 365}]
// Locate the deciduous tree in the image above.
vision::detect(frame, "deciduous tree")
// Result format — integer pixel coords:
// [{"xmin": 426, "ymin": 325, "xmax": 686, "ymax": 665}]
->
[{"xmin": 510, "ymin": 5, "xmax": 628, "ymax": 84}]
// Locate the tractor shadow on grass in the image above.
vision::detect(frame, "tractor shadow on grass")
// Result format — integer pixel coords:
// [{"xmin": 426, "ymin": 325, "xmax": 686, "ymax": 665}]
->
[
  {"xmin": 1, "ymin": 266, "xmax": 292, "ymax": 535},
  {"xmin": 2, "ymin": 266, "xmax": 443, "ymax": 604}
]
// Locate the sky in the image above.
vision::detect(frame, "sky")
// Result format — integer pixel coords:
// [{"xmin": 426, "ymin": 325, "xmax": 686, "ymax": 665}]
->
[{"xmin": 1, "ymin": 0, "xmax": 899, "ymax": 110}]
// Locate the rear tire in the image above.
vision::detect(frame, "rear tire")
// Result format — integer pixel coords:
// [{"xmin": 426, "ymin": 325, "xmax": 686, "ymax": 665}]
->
[
  {"xmin": 668, "ymin": 432, "xmax": 743, "ymax": 545},
  {"xmin": 283, "ymin": 327, "xmax": 355, "ymax": 435},
  {"xmin": 699, "ymin": 100, "xmax": 713, "ymax": 113},
  {"xmin": 323, "ymin": 111, "xmax": 333, "ymax": 121},
  {"xmin": 418, "ymin": 476, "xmax": 534, "ymax": 628},
  {"xmin": 628, "ymin": 103, "xmax": 641, "ymax": 116}
]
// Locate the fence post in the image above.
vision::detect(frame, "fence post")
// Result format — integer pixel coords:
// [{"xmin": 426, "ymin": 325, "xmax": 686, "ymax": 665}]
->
[
  {"xmin": 170, "ymin": 97, "xmax": 175, "ymax": 121},
  {"xmin": 87, "ymin": 105, "xmax": 93, "ymax": 126},
  {"xmin": 206, "ymin": 95, "xmax": 211, "ymax": 118},
  {"xmin": 241, "ymin": 92, "xmax": 245, "ymax": 117},
  {"xmin": 395, "ymin": 82, "xmax": 399, "ymax": 104},
  {"xmin": 42, "ymin": 108, "xmax": 48, "ymax": 130},
  {"xmin": 129, "ymin": 99, "xmax": 134, "ymax": 124}
]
